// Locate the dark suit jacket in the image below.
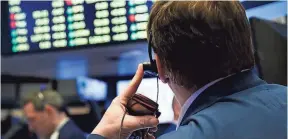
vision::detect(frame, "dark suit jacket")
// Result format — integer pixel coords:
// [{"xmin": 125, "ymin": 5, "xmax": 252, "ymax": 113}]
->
[
  {"xmin": 155, "ymin": 123, "xmax": 176, "ymax": 137},
  {"xmin": 87, "ymin": 70, "xmax": 287, "ymax": 139},
  {"xmin": 58, "ymin": 120, "xmax": 86, "ymax": 139}
]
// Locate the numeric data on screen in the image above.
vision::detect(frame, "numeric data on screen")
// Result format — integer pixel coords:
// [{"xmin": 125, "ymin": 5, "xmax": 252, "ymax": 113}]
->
[{"xmin": 8, "ymin": 0, "xmax": 154, "ymax": 53}]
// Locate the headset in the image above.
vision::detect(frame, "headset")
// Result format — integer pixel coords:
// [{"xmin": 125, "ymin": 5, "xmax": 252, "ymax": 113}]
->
[
  {"xmin": 35, "ymin": 90, "xmax": 66, "ymax": 112},
  {"xmin": 143, "ymin": 32, "xmax": 158, "ymax": 76},
  {"xmin": 36, "ymin": 91, "xmax": 46, "ymax": 110}
]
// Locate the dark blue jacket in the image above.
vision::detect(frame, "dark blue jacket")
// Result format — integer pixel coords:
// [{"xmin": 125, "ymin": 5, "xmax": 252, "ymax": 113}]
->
[
  {"xmin": 88, "ymin": 70, "xmax": 287, "ymax": 139},
  {"xmin": 58, "ymin": 120, "xmax": 86, "ymax": 139}
]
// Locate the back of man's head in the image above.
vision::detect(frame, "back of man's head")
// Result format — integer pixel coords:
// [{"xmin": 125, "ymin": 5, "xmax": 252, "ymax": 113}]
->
[
  {"xmin": 147, "ymin": 1, "xmax": 254, "ymax": 89},
  {"xmin": 22, "ymin": 89, "xmax": 65, "ymax": 112}
]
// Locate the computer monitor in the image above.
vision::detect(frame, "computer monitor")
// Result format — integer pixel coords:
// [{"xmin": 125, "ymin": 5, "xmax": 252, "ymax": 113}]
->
[
  {"xmin": 117, "ymin": 78, "xmax": 175, "ymax": 123},
  {"xmin": 250, "ymin": 17, "xmax": 287, "ymax": 85},
  {"xmin": 2, "ymin": 1, "xmax": 155, "ymax": 54},
  {"xmin": 76, "ymin": 76, "xmax": 107, "ymax": 101}
]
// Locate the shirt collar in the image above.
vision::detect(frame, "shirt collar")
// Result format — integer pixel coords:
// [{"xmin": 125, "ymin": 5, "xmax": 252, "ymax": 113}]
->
[
  {"xmin": 176, "ymin": 77, "xmax": 225, "ymax": 129},
  {"xmin": 55, "ymin": 117, "xmax": 69, "ymax": 131},
  {"xmin": 50, "ymin": 117, "xmax": 69, "ymax": 139}
]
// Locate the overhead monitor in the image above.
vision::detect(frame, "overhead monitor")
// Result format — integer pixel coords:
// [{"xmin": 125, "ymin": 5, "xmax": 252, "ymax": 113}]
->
[
  {"xmin": 117, "ymin": 78, "xmax": 175, "ymax": 123},
  {"xmin": 76, "ymin": 76, "xmax": 107, "ymax": 101},
  {"xmin": 2, "ymin": 1, "xmax": 281, "ymax": 54},
  {"xmin": 250, "ymin": 17, "xmax": 287, "ymax": 85},
  {"xmin": 2, "ymin": 0, "xmax": 154, "ymax": 54}
]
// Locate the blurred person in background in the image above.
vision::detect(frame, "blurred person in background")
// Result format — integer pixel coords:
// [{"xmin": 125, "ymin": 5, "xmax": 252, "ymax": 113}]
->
[
  {"xmin": 22, "ymin": 90, "xmax": 86, "ymax": 139},
  {"xmin": 1, "ymin": 109, "xmax": 37, "ymax": 139},
  {"xmin": 87, "ymin": 1, "xmax": 287, "ymax": 139}
]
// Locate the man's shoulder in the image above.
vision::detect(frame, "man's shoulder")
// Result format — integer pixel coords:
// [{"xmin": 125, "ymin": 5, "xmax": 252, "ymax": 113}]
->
[
  {"xmin": 239, "ymin": 83, "xmax": 287, "ymax": 95},
  {"xmin": 59, "ymin": 120, "xmax": 86, "ymax": 139},
  {"xmin": 227, "ymin": 83, "xmax": 287, "ymax": 108},
  {"xmin": 162, "ymin": 84, "xmax": 287, "ymax": 139},
  {"xmin": 197, "ymin": 83, "xmax": 287, "ymax": 125}
]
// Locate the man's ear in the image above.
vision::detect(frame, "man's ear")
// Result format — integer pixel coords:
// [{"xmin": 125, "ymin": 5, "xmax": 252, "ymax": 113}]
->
[
  {"xmin": 44, "ymin": 104, "xmax": 55, "ymax": 116},
  {"xmin": 155, "ymin": 54, "xmax": 169, "ymax": 83}
]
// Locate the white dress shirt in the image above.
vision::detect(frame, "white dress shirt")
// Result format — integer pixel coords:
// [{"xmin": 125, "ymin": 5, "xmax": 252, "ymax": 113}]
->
[{"xmin": 50, "ymin": 117, "xmax": 69, "ymax": 139}]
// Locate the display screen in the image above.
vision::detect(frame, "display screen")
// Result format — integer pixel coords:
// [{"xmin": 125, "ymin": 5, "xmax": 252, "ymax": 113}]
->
[
  {"xmin": 117, "ymin": 78, "xmax": 175, "ymax": 123},
  {"xmin": 76, "ymin": 76, "xmax": 107, "ymax": 101},
  {"xmin": 7, "ymin": 0, "xmax": 154, "ymax": 53}
]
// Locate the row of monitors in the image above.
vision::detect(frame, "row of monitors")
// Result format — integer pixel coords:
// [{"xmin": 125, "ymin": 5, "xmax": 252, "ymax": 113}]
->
[
  {"xmin": 1, "ymin": 76, "xmax": 174, "ymax": 123},
  {"xmin": 77, "ymin": 76, "xmax": 174, "ymax": 123}
]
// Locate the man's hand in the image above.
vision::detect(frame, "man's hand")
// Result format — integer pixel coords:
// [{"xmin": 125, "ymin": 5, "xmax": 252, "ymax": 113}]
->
[{"xmin": 91, "ymin": 64, "xmax": 159, "ymax": 139}]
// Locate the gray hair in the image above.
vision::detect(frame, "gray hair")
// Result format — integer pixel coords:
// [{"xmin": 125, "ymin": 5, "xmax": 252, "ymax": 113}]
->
[{"xmin": 21, "ymin": 89, "xmax": 65, "ymax": 111}]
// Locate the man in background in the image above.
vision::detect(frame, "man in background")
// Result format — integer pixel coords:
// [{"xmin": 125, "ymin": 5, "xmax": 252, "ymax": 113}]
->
[{"xmin": 22, "ymin": 90, "xmax": 86, "ymax": 139}]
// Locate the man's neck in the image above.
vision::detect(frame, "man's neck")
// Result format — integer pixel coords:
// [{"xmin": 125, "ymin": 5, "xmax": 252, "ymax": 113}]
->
[
  {"xmin": 48, "ymin": 113, "xmax": 69, "ymax": 139},
  {"xmin": 168, "ymin": 83, "xmax": 196, "ymax": 106},
  {"xmin": 53, "ymin": 113, "xmax": 68, "ymax": 131}
]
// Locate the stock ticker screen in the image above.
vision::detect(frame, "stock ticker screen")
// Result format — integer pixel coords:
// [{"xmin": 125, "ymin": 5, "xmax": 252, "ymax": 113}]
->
[{"xmin": 6, "ymin": 0, "xmax": 154, "ymax": 53}]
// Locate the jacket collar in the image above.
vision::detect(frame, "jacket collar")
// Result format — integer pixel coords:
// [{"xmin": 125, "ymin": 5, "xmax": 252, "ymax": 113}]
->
[{"xmin": 180, "ymin": 70, "xmax": 266, "ymax": 126}]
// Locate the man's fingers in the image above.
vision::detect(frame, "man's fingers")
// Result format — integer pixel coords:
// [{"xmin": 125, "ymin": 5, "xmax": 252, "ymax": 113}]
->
[
  {"xmin": 149, "ymin": 127, "xmax": 158, "ymax": 133},
  {"xmin": 121, "ymin": 64, "xmax": 144, "ymax": 99},
  {"xmin": 145, "ymin": 133, "xmax": 155, "ymax": 139},
  {"xmin": 125, "ymin": 115, "xmax": 159, "ymax": 130}
]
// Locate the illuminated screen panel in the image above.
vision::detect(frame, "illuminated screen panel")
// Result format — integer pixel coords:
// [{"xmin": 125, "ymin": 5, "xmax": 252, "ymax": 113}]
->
[
  {"xmin": 117, "ymin": 78, "xmax": 175, "ymax": 123},
  {"xmin": 76, "ymin": 76, "xmax": 107, "ymax": 101},
  {"xmin": 7, "ymin": 0, "xmax": 154, "ymax": 53},
  {"xmin": 6, "ymin": 1, "xmax": 283, "ymax": 54}
]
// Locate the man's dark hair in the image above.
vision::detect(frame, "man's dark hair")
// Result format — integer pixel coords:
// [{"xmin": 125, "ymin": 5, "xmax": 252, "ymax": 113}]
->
[{"xmin": 147, "ymin": 1, "xmax": 255, "ymax": 89}]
